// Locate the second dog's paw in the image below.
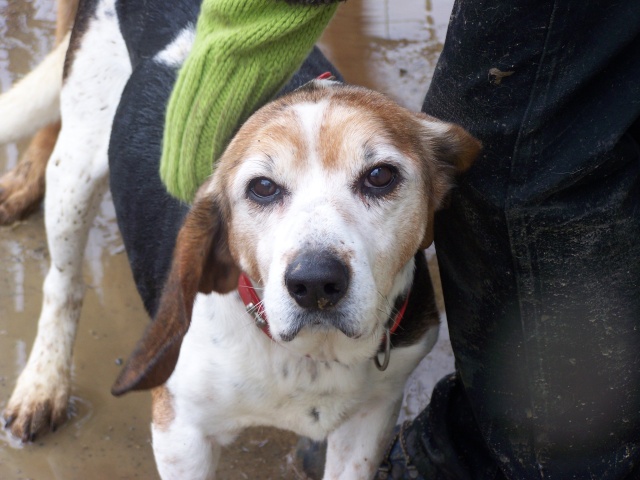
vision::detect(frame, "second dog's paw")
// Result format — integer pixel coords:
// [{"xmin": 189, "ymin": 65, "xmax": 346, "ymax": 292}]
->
[
  {"xmin": 0, "ymin": 161, "xmax": 46, "ymax": 225},
  {"xmin": 0, "ymin": 124, "xmax": 55, "ymax": 225},
  {"xmin": 0, "ymin": 184, "xmax": 45, "ymax": 225},
  {"xmin": 3, "ymin": 374, "xmax": 70, "ymax": 442}
]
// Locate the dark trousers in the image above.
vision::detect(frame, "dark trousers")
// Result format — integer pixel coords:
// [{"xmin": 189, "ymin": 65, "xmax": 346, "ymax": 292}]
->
[{"xmin": 423, "ymin": 0, "xmax": 640, "ymax": 478}]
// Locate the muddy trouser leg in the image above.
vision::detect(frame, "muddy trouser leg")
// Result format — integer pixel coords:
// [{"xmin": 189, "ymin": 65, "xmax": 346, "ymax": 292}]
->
[{"xmin": 411, "ymin": 0, "xmax": 640, "ymax": 479}]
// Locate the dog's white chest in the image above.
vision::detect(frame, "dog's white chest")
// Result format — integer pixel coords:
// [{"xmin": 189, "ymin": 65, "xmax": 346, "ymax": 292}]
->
[{"xmin": 165, "ymin": 292, "xmax": 410, "ymax": 442}]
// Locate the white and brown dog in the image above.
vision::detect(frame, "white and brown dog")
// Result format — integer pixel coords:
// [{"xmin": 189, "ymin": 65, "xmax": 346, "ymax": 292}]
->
[{"xmin": 1, "ymin": 0, "xmax": 479, "ymax": 478}]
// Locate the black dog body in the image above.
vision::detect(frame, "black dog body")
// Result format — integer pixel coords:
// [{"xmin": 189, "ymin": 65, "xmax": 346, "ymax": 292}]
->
[{"xmin": 108, "ymin": 0, "xmax": 340, "ymax": 315}]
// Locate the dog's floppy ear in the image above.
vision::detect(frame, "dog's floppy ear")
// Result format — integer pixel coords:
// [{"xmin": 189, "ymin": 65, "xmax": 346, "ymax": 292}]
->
[
  {"xmin": 417, "ymin": 114, "xmax": 481, "ymax": 249},
  {"xmin": 112, "ymin": 186, "xmax": 240, "ymax": 396}
]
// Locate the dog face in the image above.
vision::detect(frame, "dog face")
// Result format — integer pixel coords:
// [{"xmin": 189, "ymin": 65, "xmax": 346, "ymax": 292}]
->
[{"xmin": 112, "ymin": 81, "xmax": 480, "ymax": 394}]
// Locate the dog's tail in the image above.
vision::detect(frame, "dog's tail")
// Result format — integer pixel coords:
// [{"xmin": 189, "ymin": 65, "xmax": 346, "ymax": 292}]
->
[{"xmin": 0, "ymin": 31, "xmax": 70, "ymax": 144}]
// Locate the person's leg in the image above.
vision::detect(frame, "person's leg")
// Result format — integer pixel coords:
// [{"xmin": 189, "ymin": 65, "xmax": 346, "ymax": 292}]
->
[
  {"xmin": 382, "ymin": 0, "xmax": 640, "ymax": 478},
  {"xmin": 379, "ymin": 373, "xmax": 503, "ymax": 480}
]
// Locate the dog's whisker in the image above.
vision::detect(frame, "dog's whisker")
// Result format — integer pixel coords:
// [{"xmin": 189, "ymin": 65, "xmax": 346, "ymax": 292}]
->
[{"xmin": 237, "ymin": 284, "xmax": 265, "ymax": 293}]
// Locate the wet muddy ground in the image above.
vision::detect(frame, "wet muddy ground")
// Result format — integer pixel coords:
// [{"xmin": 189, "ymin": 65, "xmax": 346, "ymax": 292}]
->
[{"xmin": 0, "ymin": 0, "xmax": 455, "ymax": 478}]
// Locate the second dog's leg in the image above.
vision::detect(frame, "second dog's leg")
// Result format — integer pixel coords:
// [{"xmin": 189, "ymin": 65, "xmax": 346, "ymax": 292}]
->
[
  {"xmin": 2, "ymin": 0, "xmax": 130, "ymax": 441},
  {"xmin": 2, "ymin": 141, "xmax": 109, "ymax": 440},
  {"xmin": 0, "ymin": 122, "xmax": 59, "ymax": 223},
  {"xmin": 0, "ymin": 0, "xmax": 78, "ymax": 225}
]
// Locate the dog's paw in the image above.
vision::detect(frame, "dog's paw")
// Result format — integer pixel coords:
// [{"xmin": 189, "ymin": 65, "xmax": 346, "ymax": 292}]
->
[
  {"xmin": 0, "ymin": 182, "xmax": 45, "ymax": 225},
  {"xmin": 3, "ymin": 370, "xmax": 70, "ymax": 442},
  {"xmin": 0, "ymin": 125, "xmax": 54, "ymax": 225},
  {"xmin": 0, "ymin": 160, "xmax": 46, "ymax": 225}
]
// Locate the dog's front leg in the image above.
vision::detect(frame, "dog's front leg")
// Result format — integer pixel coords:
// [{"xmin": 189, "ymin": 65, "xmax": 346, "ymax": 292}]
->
[
  {"xmin": 152, "ymin": 423, "xmax": 222, "ymax": 480},
  {"xmin": 2, "ymin": 0, "xmax": 131, "ymax": 441},
  {"xmin": 3, "ymin": 139, "xmax": 110, "ymax": 441},
  {"xmin": 151, "ymin": 387, "xmax": 225, "ymax": 480},
  {"xmin": 324, "ymin": 395, "xmax": 404, "ymax": 480}
]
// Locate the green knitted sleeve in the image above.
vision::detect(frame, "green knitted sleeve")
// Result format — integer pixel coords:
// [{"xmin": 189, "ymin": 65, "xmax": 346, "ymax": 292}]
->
[{"xmin": 160, "ymin": 0, "xmax": 338, "ymax": 202}]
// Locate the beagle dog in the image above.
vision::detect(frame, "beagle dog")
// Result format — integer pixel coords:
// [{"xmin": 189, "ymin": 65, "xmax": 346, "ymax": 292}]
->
[
  {"xmin": 109, "ymin": 78, "xmax": 480, "ymax": 479},
  {"xmin": 1, "ymin": 0, "xmax": 480, "ymax": 477}
]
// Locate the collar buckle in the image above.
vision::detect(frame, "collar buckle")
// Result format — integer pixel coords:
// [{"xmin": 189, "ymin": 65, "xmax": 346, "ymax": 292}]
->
[{"xmin": 374, "ymin": 327, "xmax": 391, "ymax": 371}]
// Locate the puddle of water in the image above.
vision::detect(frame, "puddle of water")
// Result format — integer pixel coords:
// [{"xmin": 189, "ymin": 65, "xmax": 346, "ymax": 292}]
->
[
  {"xmin": 0, "ymin": 0, "xmax": 454, "ymax": 478},
  {"xmin": 318, "ymin": 0, "xmax": 452, "ymax": 110}
]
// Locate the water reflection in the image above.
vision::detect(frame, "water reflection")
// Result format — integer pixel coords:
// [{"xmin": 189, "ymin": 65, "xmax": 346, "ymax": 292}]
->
[
  {"xmin": 0, "ymin": 0, "xmax": 56, "ymax": 168},
  {"xmin": 0, "ymin": 0, "xmax": 55, "ymax": 84},
  {"xmin": 5, "ymin": 240, "xmax": 24, "ymax": 312},
  {"xmin": 319, "ymin": 0, "xmax": 452, "ymax": 109}
]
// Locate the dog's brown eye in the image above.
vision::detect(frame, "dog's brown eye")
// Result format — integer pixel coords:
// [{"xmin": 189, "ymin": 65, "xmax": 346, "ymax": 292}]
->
[
  {"xmin": 360, "ymin": 164, "xmax": 399, "ymax": 197},
  {"xmin": 248, "ymin": 177, "xmax": 283, "ymax": 204},
  {"xmin": 365, "ymin": 166, "xmax": 395, "ymax": 188},
  {"xmin": 251, "ymin": 178, "xmax": 277, "ymax": 197}
]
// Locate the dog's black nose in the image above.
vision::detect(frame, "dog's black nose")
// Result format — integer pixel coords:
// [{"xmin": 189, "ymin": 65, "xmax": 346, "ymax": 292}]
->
[{"xmin": 285, "ymin": 252, "xmax": 349, "ymax": 310}]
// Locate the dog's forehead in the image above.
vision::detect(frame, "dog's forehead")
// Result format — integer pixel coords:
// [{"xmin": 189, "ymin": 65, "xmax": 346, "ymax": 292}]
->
[{"xmin": 229, "ymin": 90, "xmax": 425, "ymax": 177}]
